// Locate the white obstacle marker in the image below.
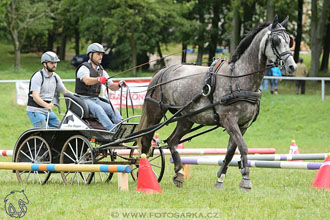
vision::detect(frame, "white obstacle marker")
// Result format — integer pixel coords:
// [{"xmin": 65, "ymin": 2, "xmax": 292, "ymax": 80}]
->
[{"xmin": 0, "ymin": 150, "xmax": 13, "ymax": 156}]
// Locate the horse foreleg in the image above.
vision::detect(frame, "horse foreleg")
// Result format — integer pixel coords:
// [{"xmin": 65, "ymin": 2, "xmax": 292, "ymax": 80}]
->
[
  {"xmin": 224, "ymin": 122, "xmax": 251, "ymax": 191},
  {"xmin": 214, "ymin": 136, "xmax": 237, "ymax": 189},
  {"xmin": 236, "ymin": 127, "xmax": 251, "ymax": 191},
  {"xmin": 167, "ymin": 119, "xmax": 194, "ymax": 188},
  {"xmin": 170, "ymin": 150, "xmax": 185, "ymax": 187}
]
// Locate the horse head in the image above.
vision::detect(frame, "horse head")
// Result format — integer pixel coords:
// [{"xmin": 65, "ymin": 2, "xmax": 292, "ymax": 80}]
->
[{"xmin": 261, "ymin": 15, "xmax": 297, "ymax": 74}]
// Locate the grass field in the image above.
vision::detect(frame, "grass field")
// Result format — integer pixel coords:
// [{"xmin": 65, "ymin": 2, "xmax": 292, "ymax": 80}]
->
[
  {"xmin": 1, "ymin": 42, "xmax": 330, "ymax": 219},
  {"xmin": 1, "ymin": 84, "xmax": 330, "ymax": 219}
]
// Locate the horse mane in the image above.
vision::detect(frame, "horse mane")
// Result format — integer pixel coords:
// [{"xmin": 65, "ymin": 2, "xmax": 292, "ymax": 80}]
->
[{"xmin": 229, "ymin": 22, "xmax": 271, "ymax": 63}]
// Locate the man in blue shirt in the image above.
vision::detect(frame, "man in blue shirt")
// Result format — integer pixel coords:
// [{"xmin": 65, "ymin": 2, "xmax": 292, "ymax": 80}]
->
[{"xmin": 270, "ymin": 66, "xmax": 282, "ymax": 95}]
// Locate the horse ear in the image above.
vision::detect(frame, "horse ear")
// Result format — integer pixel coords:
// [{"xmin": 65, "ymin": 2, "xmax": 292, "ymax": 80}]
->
[
  {"xmin": 272, "ymin": 15, "xmax": 279, "ymax": 29},
  {"xmin": 281, "ymin": 16, "xmax": 289, "ymax": 27}
]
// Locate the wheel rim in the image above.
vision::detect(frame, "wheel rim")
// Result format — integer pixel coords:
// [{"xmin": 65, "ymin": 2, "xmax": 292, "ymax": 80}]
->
[
  {"xmin": 15, "ymin": 135, "xmax": 52, "ymax": 185},
  {"xmin": 92, "ymin": 150, "xmax": 114, "ymax": 183},
  {"xmin": 60, "ymin": 135, "xmax": 95, "ymax": 185},
  {"xmin": 131, "ymin": 147, "xmax": 165, "ymax": 183}
]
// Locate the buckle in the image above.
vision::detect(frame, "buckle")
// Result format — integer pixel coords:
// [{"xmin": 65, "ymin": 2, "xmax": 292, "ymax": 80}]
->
[{"xmin": 202, "ymin": 84, "xmax": 211, "ymax": 96}]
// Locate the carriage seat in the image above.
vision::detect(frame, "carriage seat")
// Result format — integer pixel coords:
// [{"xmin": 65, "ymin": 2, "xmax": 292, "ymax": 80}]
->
[
  {"xmin": 64, "ymin": 93, "xmax": 90, "ymax": 119},
  {"xmin": 64, "ymin": 93, "xmax": 108, "ymax": 130}
]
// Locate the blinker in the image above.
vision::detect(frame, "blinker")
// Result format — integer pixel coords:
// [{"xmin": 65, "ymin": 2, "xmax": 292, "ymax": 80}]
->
[
  {"xmin": 289, "ymin": 36, "xmax": 294, "ymax": 48},
  {"xmin": 272, "ymin": 35, "xmax": 281, "ymax": 47}
]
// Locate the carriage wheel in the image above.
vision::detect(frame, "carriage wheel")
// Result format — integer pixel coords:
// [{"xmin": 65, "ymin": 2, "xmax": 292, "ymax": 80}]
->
[
  {"xmin": 131, "ymin": 146, "xmax": 165, "ymax": 183},
  {"xmin": 92, "ymin": 151, "xmax": 115, "ymax": 183},
  {"xmin": 60, "ymin": 135, "xmax": 95, "ymax": 185},
  {"xmin": 15, "ymin": 136, "xmax": 52, "ymax": 185}
]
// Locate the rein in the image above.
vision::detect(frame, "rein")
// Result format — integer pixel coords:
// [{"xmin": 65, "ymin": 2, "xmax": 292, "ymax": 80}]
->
[
  {"xmin": 108, "ymin": 50, "xmax": 184, "ymax": 79},
  {"xmin": 146, "ymin": 64, "xmax": 275, "ymax": 92}
]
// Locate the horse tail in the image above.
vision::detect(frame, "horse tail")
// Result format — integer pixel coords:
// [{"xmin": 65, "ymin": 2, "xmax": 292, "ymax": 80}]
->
[
  {"xmin": 137, "ymin": 103, "xmax": 148, "ymax": 152},
  {"xmin": 137, "ymin": 72, "xmax": 159, "ymax": 153}
]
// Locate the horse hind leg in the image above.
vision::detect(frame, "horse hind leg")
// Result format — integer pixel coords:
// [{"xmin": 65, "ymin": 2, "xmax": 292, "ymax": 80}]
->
[
  {"xmin": 166, "ymin": 119, "xmax": 194, "ymax": 188},
  {"xmin": 214, "ymin": 136, "xmax": 237, "ymax": 189}
]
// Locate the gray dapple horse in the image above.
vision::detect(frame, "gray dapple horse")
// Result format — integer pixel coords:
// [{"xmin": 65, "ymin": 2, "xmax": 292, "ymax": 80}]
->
[{"xmin": 137, "ymin": 16, "xmax": 297, "ymax": 190}]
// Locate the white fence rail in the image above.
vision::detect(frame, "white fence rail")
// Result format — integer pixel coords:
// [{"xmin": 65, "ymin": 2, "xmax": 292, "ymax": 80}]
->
[
  {"xmin": 264, "ymin": 76, "xmax": 330, "ymax": 101},
  {"xmin": 1, "ymin": 76, "xmax": 330, "ymax": 101}
]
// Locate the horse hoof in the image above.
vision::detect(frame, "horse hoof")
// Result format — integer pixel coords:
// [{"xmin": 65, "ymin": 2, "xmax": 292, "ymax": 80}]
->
[
  {"xmin": 172, "ymin": 173, "xmax": 184, "ymax": 188},
  {"xmin": 239, "ymin": 178, "xmax": 252, "ymax": 191},
  {"xmin": 214, "ymin": 181, "xmax": 225, "ymax": 190}
]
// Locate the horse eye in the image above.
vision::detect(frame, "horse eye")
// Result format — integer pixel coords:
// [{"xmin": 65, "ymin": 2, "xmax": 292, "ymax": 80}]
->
[{"xmin": 289, "ymin": 36, "xmax": 294, "ymax": 48}]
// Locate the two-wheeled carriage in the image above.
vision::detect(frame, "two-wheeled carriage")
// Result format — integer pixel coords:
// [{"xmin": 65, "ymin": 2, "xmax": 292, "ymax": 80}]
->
[{"xmin": 12, "ymin": 92, "xmax": 165, "ymax": 185}]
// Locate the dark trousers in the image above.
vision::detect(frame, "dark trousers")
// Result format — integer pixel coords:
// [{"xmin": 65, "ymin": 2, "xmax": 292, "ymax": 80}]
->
[{"xmin": 295, "ymin": 80, "xmax": 305, "ymax": 94}]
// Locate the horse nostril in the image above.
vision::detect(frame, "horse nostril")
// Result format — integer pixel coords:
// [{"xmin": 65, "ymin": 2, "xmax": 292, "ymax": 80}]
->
[{"xmin": 288, "ymin": 65, "xmax": 295, "ymax": 73}]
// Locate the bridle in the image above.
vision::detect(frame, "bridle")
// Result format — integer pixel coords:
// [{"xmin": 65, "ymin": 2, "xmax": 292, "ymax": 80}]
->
[{"xmin": 263, "ymin": 26, "xmax": 293, "ymax": 71}]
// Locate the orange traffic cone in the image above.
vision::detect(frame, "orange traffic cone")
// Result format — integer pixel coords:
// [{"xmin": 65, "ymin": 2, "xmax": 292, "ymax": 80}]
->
[
  {"xmin": 177, "ymin": 137, "xmax": 185, "ymax": 149},
  {"xmin": 289, "ymin": 140, "xmax": 300, "ymax": 154},
  {"xmin": 289, "ymin": 140, "xmax": 302, "ymax": 162},
  {"xmin": 311, "ymin": 156, "xmax": 330, "ymax": 190},
  {"xmin": 136, "ymin": 154, "xmax": 162, "ymax": 194}
]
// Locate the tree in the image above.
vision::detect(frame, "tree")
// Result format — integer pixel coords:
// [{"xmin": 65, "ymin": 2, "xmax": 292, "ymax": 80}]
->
[
  {"xmin": 266, "ymin": 0, "xmax": 275, "ymax": 22},
  {"xmin": 102, "ymin": 0, "xmax": 186, "ymax": 74},
  {"xmin": 294, "ymin": 0, "xmax": 304, "ymax": 63},
  {"xmin": 104, "ymin": 0, "xmax": 155, "ymax": 75},
  {"xmin": 173, "ymin": 0, "xmax": 198, "ymax": 65},
  {"xmin": 320, "ymin": 13, "xmax": 330, "ymax": 72},
  {"xmin": 310, "ymin": 0, "xmax": 330, "ymax": 77},
  {"xmin": 3, "ymin": 0, "xmax": 51, "ymax": 71},
  {"xmin": 194, "ymin": 0, "xmax": 209, "ymax": 65},
  {"xmin": 57, "ymin": 0, "xmax": 88, "ymax": 58},
  {"xmin": 230, "ymin": 1, "xmax": 241, "ymax": 57},
  {"xmin": 207, "ymin": 0, "xmax": 220, "ymax": 65}
]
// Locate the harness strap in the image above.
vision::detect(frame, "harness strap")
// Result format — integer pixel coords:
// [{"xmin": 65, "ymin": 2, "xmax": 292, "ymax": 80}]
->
[
  {"xmin": 149, "ymin": 64, "xmax": 183, "ymax": 121},
  {"xmin": 204, "ymin": 59, "xmax": 226, "ymax": 124},
  {"xmin": 145, "ymin": 96, "xmax": 185, "ymax": 109},
  {"xmin": 220, "ymin": 91, "xmax": 261, "ymax": 105}
]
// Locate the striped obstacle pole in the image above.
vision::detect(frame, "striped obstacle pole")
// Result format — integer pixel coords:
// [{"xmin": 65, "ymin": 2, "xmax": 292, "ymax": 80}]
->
[
  {"xmin": 175, "ymin": 157, "xmax": 322, "ymax": 169},
  {"xmin": 175, "ymin": 153, "xmax": 330, "ymax": 162},
  {"xmin": 0, "ymin": 162, "xmax": 132, "ymax": 191},
  {"xmin": 0, "ymin": 162, "xmax": 132, "ymax": 173},
  {"xmin": 170, "ymin": 156, "xmax": 325, "ymax": 179},
  {"xmin": 1, "ymin": 148, "xmax": 276, "ymax": 157},
  {"xmin": 114, "ymin": 148, "xmax": 276, "ymax": 156},
  {"xmin": 0, "ymin": 150, "xmax": 13, "ymax": 156}
]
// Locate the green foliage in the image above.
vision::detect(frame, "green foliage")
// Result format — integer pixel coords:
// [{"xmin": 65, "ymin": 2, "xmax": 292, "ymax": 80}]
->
[
  {"xmin": 0, "ymin": 0, "xmax": 10, "ymax": 29},
  {"xmin": 99, "ymin": 0, "xmax": 188, "ymax": 69},
  {"xmin": 3, "ymin": 0, "xmax": 53, "ymax": 44}
]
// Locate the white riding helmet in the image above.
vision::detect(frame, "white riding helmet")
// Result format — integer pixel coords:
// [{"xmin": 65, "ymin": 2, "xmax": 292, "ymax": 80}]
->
[
  {"xmin": 86, "ymin": 43, "xmax": 105, "ymax": 55},
  {"xmin": 41, "ymin": 51, "xmax": 60, "ymax": 64}
]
